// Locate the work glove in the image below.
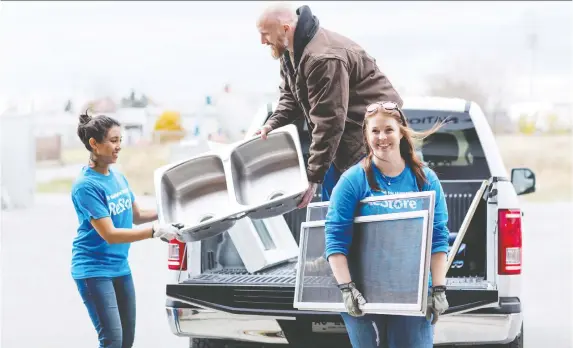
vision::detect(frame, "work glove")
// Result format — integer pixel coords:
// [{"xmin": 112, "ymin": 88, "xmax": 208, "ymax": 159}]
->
[
  {"xmin": 426, "ymin": 285, "xmax": 449, "ymax": 325},
  {"xmin": 338, "ymin": 282, "xmax": 367, "ymax": 317},
  {"xmin": 152, "ymin": 222, "xmax": 185, "ymax": 242}
]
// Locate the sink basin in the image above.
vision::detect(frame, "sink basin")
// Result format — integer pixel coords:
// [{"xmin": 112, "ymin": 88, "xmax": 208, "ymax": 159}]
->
[
  {"xmin": 228, "ymin": 125, "xmax": 308, "ymax": 219},
  {"xmin": 155, "ymin": 153, "xmax": 242, "ymax": 242}
]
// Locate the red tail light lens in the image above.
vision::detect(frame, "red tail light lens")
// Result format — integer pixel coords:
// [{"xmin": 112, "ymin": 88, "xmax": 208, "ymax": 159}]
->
[
  {"xmin": 168, "ymin": 239, "xmax": 187, "ymax": 271},
  {"xmin": 498, "ymin": 209, "xmax": 522, "ymax": 275}
]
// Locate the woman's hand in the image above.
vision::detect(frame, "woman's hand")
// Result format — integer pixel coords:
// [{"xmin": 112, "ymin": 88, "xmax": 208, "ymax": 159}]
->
[
  {"xmin": 327, "ymin": 253, "xmax": 365, "ymax": 315},
  {"xmin": 152, "ymin": 222, "xmax": 185, "ymax": 242},
  {"xmin": 426, "ymin": 285, "xmax": 449, "ymax": 324},
  {"xmin": 338, "ymin": 282, "xmax": 367, "ymax": 317}
]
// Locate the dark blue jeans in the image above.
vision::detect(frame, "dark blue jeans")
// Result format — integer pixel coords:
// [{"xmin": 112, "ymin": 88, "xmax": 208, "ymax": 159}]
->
[
  {"xmin": 341, "ymin": 313, "xmax": 434, "ymax": 348},
  {"xmin": 321, "ymin": 163, "xmax": 343, "ymax": 201},
  {"xmin": 75, "ymin": 274, "xmax": 136, "ymax": 348}
]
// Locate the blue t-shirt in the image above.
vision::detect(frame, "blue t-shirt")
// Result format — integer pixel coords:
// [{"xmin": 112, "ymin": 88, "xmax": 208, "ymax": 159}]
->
[
  {"xmin": 324, "ymin": 161, "xmax": 450, "ymax": 260},
  {"xmin": 70, "ymin": 166, "xmax": 136, "ymax": 279}
]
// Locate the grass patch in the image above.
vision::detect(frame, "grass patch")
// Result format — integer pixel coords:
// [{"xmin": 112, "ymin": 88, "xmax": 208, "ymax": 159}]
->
[
  {"xmin": 53, "ymin": 135, "xmax": 572, "ymax": 202},
  {"xmin": 36, "ymin": 178, "xmax": 74, "ymax": 193},
  {"xmin": 496, "ymin": 134, "xmax": 572, "ymax": 202},
  {"xmin": 115, "ymin": 144, "xmax": 171, "ymax": 196},
  {"xmin": 60, "ymin": 147, "xmax": 144, "ymax": 165},
  {"xmin": 39, "ymin": 144, "xmax": 171, "ymax": 196}
]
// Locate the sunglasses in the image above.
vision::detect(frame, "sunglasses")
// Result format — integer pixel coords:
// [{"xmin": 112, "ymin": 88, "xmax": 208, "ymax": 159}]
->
[{"xmin": 365, "ymin": 101, "xmax": 407, "ymax": 126}]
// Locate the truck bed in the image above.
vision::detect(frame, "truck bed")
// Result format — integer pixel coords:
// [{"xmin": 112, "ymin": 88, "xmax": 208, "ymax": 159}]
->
[
  {"xmin": 166, "ymin": 180, "xmax": 498, "ymax": 317},
  {"xmin": 167, "ymin": 262, "xmax": 498, "ymax": 319},
  {"xmin": 183, "ymin": 262, "xmax": 297, "ymax": 287}
]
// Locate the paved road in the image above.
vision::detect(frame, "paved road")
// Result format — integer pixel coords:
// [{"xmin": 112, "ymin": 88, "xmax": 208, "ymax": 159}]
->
[
  {"xmin": 1, "ymin": 194, "xmax": 188, "ymax": 348},
  {"xmin": 1, "ymin": 194, "xmax": 572, "ymax": 347},
  {"xmin": 35, "ymin": 164, "xmax": 86, "ymax": 184},
  {"xmin": 519, "ymin": 201, "xmax": 572, "ymax": 347}
]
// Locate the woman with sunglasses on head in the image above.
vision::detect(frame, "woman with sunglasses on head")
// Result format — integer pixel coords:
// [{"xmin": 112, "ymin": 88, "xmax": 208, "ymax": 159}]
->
[
  {"xmin": 324, "ymin": 101, "xmax": 450, "ymax": 348},
  {"xmin": 71, "ymin": 110, "xmax": 185, "ymax": 348}
]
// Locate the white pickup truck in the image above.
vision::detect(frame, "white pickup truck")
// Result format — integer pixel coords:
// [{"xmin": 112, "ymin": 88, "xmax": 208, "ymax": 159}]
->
[{"xmin": 163, "ymin": 97, "xmax": 535, "ymax": 348}]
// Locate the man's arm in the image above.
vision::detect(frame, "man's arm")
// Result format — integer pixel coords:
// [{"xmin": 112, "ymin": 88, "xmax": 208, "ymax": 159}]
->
[
  {"xmin": 304, "ymin": 57, "xmax": 349, "ymax": 183},
  {"xmin": 265, "ymin": 67, "xmax": 302, "ymax": 130}
]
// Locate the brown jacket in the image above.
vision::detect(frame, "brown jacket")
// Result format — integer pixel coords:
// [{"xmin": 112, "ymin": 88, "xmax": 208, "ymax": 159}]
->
[{"xmin": 265, "ymin": 6, "xmax": 403, "ymax": 184}]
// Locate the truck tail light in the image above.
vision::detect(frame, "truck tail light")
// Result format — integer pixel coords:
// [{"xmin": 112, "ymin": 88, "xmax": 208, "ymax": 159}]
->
[
  {"xmin": 498, "ymin": 209, "xmax": 522, "ymax": 275},
  {"xmin": 168, "ymin": 239, "xmax": 187, "ymax": 271}
]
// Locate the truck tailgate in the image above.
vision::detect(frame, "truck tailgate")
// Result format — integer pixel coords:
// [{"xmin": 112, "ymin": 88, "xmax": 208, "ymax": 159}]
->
[{"xmin": 166, "ymin": 263, "xmax": 499, "ymax": 318}]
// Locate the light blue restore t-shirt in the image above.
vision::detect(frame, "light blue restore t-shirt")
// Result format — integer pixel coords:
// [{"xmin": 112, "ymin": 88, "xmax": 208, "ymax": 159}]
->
[{"xmin": 70, "ymin": 166, "xmax": 136, "ymax": 280}]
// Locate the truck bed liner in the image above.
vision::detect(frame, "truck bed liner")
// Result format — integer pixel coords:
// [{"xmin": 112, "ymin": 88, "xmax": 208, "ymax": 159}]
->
[
  {"xmin": 184, "ymin": 262, "xmax": 297, "ymax": 286},
  {"xmin": 170, "ymin": 261, "xmax": 498, "ymax": 318}
]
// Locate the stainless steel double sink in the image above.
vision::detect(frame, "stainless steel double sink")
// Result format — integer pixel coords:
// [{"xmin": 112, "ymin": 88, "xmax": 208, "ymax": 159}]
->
[{"xmin": 154, "ymin": 124, "xmax": 308, "ymax": 242}]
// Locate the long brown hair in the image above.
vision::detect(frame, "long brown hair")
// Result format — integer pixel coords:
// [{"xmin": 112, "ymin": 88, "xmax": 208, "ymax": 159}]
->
[{"xmin": 361, "ymin": 104, "xmax": 445, "ymax": 191}]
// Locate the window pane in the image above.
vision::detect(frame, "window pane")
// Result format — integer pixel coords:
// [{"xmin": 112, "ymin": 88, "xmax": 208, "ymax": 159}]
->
[
  {"xmin": 297, "ymin": 213, "xmax": 428, "ymax": 306},
  {"xmin": 403, "ymin": 109, "xmax": 491, "ymax": 180}
]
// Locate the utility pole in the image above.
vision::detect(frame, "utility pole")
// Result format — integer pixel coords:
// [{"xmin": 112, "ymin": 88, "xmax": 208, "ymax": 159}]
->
[
  {"xmin": 524, "ymin": 9, "xmax": 538, "ymax": 101},
  {"xmin": 526, "ymin": 31, "xmax": 538, "ymax": 100}
]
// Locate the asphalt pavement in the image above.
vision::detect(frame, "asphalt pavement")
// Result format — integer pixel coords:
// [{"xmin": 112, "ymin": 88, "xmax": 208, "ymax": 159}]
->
[
  {"xmin": 1, "ymin": 194, "xmax": 571, "ymax": 347},
  {"xmin": 1, "ymin": 194, "xmax": 188, "ymax": 348}
]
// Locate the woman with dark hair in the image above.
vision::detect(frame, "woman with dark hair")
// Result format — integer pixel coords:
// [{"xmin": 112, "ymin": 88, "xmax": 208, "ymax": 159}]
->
[
  {"xmin": 71, "ymin": 110, "xmax": 184, "ymax": 348},
  {"xmin": 324, "ymin": 102, "xmax": 450, "ymax": 347}
]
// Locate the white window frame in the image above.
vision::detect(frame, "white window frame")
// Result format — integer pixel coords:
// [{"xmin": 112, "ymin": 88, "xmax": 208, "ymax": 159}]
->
[
  {"xmin": 306, "ymin": 190, "xmax": 438, "ymax": 222},
  {"xmin": 294, "ymin": 192, "xmax": 437, "ymax": 317}
]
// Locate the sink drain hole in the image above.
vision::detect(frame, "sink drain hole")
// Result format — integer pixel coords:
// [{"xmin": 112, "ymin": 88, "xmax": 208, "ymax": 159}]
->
[{"xmin": 268, "ymin": 191, "xmax": 285, "ymax": 201}]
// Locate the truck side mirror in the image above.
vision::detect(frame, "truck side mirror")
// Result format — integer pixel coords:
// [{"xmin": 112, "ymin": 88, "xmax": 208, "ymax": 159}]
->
[{"xmin": 511, "ymin": 168, "xmax": 536, "ymax": 195}]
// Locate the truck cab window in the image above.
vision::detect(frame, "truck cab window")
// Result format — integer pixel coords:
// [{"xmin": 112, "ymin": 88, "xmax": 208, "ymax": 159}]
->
[{"xmin": 405, "ymin": 109, "xmax": 491, "ymax": 180}]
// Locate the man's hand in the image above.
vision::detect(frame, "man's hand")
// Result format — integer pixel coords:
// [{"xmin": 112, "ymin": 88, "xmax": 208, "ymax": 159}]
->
[
  {"xmin": 426, "ymin": 285, "xmax": 449, "ymax": 325},
  {"xmin": 338, "ymin": 282, "xmax": 367, "ymax": 317},
  {"xmin": 254, "ymin": 125, "xmax": 272, "ymax": 140},
  {"xmin": 298, "ymin": 182, "xmax": 318, "ymax": 209}
]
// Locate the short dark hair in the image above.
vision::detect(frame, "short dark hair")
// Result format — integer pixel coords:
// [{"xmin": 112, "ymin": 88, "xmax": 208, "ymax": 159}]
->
[{"xmin": 77, "ymin": 109, "xmax": 121, "ymax": 152}]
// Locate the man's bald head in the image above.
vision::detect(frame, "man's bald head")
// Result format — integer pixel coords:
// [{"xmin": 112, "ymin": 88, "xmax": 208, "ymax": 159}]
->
[
  {"xmin": 258, "ymin": 3, "xmax": 298, "ymax": 27},
  {"xmin": 257, "ymin": 3, "xmax": 298, "ymax": 59}
]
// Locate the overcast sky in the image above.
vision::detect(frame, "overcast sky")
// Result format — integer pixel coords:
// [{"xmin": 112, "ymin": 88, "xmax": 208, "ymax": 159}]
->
[{"xmin": 0, "ymin": 1, "xmax": 570, "ymax": 110}]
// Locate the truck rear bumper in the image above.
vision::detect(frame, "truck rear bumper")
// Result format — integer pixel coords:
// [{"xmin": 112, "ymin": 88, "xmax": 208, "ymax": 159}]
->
[
  {"xmin": 166, "ymin": 307, "xmax": 289, "ymax": 345},
  {"xmin": 166, "ymin": 306, "xmax": 522, "ymax": 346}
]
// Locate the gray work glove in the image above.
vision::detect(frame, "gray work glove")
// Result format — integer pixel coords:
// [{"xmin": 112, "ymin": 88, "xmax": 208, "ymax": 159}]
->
[
  {"xmin": 338, "ymin": 282, "xmax": 367, "ymax": 317},
  {"xmin": 426, "ymin": 285, "xmax": 449, "ymax": 325}
]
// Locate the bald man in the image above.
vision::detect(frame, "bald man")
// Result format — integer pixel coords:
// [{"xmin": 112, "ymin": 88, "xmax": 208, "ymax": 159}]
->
[{"xmin": 256, "ymin": 4, "xmax": 403, "ymax": 208}]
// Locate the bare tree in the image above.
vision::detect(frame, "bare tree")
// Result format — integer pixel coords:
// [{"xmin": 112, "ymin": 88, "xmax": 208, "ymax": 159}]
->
[
  {"xmin": 426, "ymin": 75, "xmax": 489, "ymax": 110},
  {"xmin": 424, "ymin": 56, "xmax": 513, "ymax": 132},
  {"xmin": 425, "ymin": 56, "xmax": 510, "ymax": 110}
]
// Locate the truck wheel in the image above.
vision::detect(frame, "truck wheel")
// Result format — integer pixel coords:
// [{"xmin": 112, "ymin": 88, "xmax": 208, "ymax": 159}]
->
[
  {"xmin": 189, "ymin": 338, "xmax": 276, "ymax": 348},
  {"xmin": 190, "ymin": 338, "xmax": 227, "ymax": 348},
  {"xmin": 503, "ymin": 325, "xmax": 523, "ymax": 348},
  {"xmin": 485, "ymin": 323, "xmax": 522, "ymax": 348}
]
